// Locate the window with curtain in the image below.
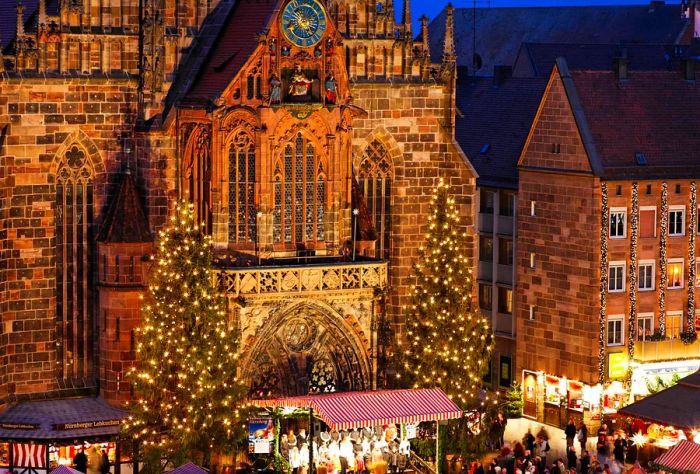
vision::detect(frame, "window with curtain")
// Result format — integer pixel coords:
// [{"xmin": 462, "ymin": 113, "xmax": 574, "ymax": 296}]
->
[
  {"xmin": 358, "ymin": 139, "xmax": 393, "ymax": 258},
  {"xmin": 228, "ymin": 130, "xmax": 256, "ymax": 242},
  {"xmin": 273, "ymin": 133, "xmax": 325, "ymax": 244},
  {"xmin": 55, "ymin": 145, "xmax": 94, "ymax": 380}
]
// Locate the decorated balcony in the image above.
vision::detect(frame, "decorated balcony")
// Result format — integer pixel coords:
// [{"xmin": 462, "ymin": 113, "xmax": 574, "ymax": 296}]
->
[
  {"xmin": 214, "ymin": 258, "xmax": 388, "ymax": 297},
  {"xmin": 633, "ymin": 338, "xmax": 700, "ymax": 363}
]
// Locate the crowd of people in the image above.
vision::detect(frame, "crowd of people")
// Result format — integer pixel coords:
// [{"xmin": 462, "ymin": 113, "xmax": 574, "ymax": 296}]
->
[
  {"xmin": 72, "ymin": 446, "xmax": 111, "ymax": 474},
  {"xmin": 480, "ymin": 417, "xmax": 646, "ymax": 474}
]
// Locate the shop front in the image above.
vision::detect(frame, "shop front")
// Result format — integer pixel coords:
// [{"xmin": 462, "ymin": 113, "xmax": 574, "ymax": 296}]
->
[{"xmin": 0, "ymin": 398, "xmax": 130, "ymax": 474}]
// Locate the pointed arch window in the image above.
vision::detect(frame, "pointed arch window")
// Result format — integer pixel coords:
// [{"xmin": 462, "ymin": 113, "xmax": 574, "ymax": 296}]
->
[
  {"xmin": 273, "ymin": 133, "xmax": 325, "ymax": 245},
  {"xmin": 55, "ymin": 145, "xmax": 94, "ymax": 380},
  {"xmin": 228, "ymin": 130, "xmax": 256, "ymax": 242},
  {"xmin": 358, "ymin": 139, "xmax": 393, "ymax": 258},
  {"xmin": 183, "ymin": 126, "xmax": 212, "ymax": 232}
]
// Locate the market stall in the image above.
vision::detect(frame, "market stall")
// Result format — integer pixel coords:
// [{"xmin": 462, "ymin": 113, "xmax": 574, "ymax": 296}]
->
[
  {"xmin": 651, "ymin": 440, "xmax": 700, "ymax": 473},
  {"xmin": 0, "ymin": 397, "xmax": 130, "ymax": 474},
  {"xmin": 250, "ymin": 388, "xmax": 463, "ymax": 474}
]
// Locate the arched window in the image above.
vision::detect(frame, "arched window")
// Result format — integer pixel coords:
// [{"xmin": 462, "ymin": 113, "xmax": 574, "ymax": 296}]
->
[
  {"xmin": 228, "ymin": 130, "xmax": 256, "ymax": 242},
  {"xmin": 273, "ymin": 133, "xmax": 325, "ymax": 245},
  {"xmin": 358, "ymin": 139, "xmax": 393, "ymax": 258},
  {"xmin": 55, "ymin": 145, "xmax": 94, "ymax": 380},
  {"xmin": 183, "ymin": 126, "xmax": 212, "ymax": 232}
]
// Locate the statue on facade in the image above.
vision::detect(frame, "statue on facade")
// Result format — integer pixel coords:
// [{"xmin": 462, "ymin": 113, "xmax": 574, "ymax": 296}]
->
[
  {"xmin": 269, "ymin": 73, "xmax": 282, "ymax": 105},
  {"xmin": 288, "ymin": 65, "xmax": 313, "ymax": 98},
  {"xmin": 325, "ymin": 73, "xmax": 337, "ymax": 105}
]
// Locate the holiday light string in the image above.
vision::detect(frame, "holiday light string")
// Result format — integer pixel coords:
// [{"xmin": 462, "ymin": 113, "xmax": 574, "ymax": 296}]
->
[
  {"xmin": 689, "ymin": 182, "xmax": 697, "ymax": 333},
  {"xmin": 399, "ymin": 178, "xmax": 495, "ymax": 409},
  {"xmin": 599, "ymin": 182, "xmax": 609, "ymax": 384},
  {"xmin": 659, "ymin": 182, "xmax": 668, "ymax": 336},
  {"xmin": 628, "ymin": 183, "xmax": 638, "ymax": 363}
]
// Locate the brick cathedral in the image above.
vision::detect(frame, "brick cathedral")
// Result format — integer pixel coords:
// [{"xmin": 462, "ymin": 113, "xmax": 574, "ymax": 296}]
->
[{"xmin": 0, "ymin": 0, "xmax": 476, "ymax": 411}]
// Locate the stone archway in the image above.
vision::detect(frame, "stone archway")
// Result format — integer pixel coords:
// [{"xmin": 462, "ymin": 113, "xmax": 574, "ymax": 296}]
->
[{"xmin": 241, "ymin": 300, "xmax": 372, "ymax": 398}]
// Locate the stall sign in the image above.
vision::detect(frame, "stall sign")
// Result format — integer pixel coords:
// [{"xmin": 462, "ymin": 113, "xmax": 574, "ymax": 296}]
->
[
  {"xmin": 568, "ymin": 381, "xmax": 583, "ymax": 392},
  {"xmin": 404, "ymin": 423, "xmax": 416, "ymax": 440},
  {"xmin": 52, "ymin": 419, "xmax": 121, "ymax": 430},
  {"xmin": 545, "ymin": 375, "xmax": 559, "ymax": 386},
  {"xmin": 608, "ymin": 353, "xmax": 628, "ymax": 379},
  {"xmin": 248, "ymin": 418, "xmax": 274, "ymax": 441},
  {"xmin": 0, "ymin": 423, "xmax": 39, "ymax": 430},
  {"xmin": 253, "ymin": 439, "xmax": 271, "ymax": 454}
]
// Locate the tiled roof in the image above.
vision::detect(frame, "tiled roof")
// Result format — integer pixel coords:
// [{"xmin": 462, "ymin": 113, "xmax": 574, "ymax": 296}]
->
[
  {"xmin": 514, "ymin": 42, "xmax": 690, "ymax": 78},
  {"xmin": 0, "ymin": 397, "xmax": 128, "ymax": 440},
  {"xmin": 98, "ymin": 170, "xmax": 152, "ymax": 243},
  {"xmin": 184, "ymin": 0, "xmax": 277, "ymax": 102},
  {"xmin": 567, "ymin": 68, "xmax": 700, "ymax": 180},
  {"xmin": 428, "ymin": 4, "xmax": 690, "ymax": 74},
  {"xmin": 455, "ymin": 69, "xmax": 547, "ymax": 189},
  {"xmin": 166, "ymin": 463, "xmax": 209, "ymax": 474}
]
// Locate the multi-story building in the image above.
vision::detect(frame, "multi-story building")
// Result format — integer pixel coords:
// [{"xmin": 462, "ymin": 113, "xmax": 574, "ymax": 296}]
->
[{"xmin": 515, "ymin": 57, "xmax": 700, "ymax": 428}]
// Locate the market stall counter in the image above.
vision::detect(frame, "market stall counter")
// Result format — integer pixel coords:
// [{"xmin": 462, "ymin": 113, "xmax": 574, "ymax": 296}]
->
[{"xmin": 0, "ymin": 397, "xmax": 130, "ymax": 474}]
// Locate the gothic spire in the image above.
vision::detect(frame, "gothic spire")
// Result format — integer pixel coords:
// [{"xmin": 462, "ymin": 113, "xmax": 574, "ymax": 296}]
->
[
  {"xmin": 402, "ymin": 0, "xmax": 412, "ymax": 39},
  {"xmin": 420, "ymin": 14, "xmax": 430, "ymax": 59},
  {"xmin": 38, "ymin": 0, "xmax": 47, "ymax": 29},
  {"xmin": 16, "ymin": 0, "xmax": 24, "ymax": 37},
  {"xmin": 442, "ymin": 2, "xmax": 456, "ymax": 63}
]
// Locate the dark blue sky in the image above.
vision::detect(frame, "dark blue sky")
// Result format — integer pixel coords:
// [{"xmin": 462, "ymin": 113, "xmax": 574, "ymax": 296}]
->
[{"xmin": 409, "ymin": 0, "xmax": 682, "ymax": 30}]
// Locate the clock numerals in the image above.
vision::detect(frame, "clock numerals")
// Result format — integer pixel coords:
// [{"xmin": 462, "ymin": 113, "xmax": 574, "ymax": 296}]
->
[{"xmin": 281, "ymin": 0, "xmax": 327, "ymax": 48}]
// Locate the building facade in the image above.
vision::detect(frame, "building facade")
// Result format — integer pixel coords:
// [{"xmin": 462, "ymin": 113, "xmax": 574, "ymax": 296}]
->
[
  {"xmin": 515, "ymin": 58, "xmax": 700, "ymax": 428},
  {"xmin": 0, "ymin": 0, "xmax": 477, "ymax": 416}
]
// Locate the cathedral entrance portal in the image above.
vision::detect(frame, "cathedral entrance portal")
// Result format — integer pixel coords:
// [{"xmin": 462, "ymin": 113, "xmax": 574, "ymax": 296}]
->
[{"xmin": 241, "ymin": 302, "xmax": 372, "ymax": 398}]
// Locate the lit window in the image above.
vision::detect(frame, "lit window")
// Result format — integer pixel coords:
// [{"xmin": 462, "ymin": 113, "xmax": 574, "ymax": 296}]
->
[
  {"xmin": 637, "ymin": 314, "xmax": 654, "ymax": 341},
  {"xmin": 609, "ymin": 262, "xmax": 625, "ymax": 293},
  {"xmin": 669, "ymin": 207, "xmax": 685, "ymax": 236},
  {"xmin": 668, "ymin": 259, "xmax": 684, "ymax": 289},
  {"xmin": 607, "ymin": 316, "xmax": 624, "ymax": 346},
  {"xmin": 498, "ymin": 287, "xmax": 513, "ymax": 314},
  {"xmin": 667, "ymin": 312, "xmax": 683, "ymax": 339},
  {"xmin": 228, "ymin": 129, "xmax": 256, "ymax": 242},
  {"xmin": 609, "ymin": 208, "xmax": 627, "ymax": 238},
  {"xmin": 638, "ymin": 261, "xmax": 655, "ymax": 291},
  {"xmin": 358, "ymin": 139, "xmax": 393, "ymax": 258}
]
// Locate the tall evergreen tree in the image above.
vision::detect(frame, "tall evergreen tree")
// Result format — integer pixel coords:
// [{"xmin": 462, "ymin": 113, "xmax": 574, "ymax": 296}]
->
[
  {"xmin": 123, "ymin": 201, "xmax": 248, "ymax": 465},
  {"xmin": 399, "ymin": 179, "xmax": 493, "ymax": 409}
]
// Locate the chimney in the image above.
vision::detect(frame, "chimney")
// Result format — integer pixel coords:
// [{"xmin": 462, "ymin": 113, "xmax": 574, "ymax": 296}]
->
[
  {"xmin": 493, "ymin": 65, "xmax": 513, "ymax": 86},
  {"xmin": 682, "ymin": 58, "xmax": 697, "ymax": 80},
  {"xmin": 614, "ymin": 48, "xmax": 629, "ymax": 80}
]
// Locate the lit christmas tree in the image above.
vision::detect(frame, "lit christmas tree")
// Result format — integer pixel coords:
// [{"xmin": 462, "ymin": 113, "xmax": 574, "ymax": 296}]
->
[
  {"xmin": 123, "ymin": 201, "xmax": 248, "ymax": 464},
  {"xmin": 399, "ymin": 179, "xmax": 493, "ymax": 409}
]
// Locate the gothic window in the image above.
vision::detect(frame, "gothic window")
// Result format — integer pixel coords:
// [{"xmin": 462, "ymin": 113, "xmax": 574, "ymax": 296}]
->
[
  {"xmin": 183, "ymin": 126, "xmax": 212, "ymax": 232},
  {"xmin": 55, "ymin": 145, "xmax": 94, "ymax": 380},
  {"xmin": 358, "ymin": 139, "xmax": 393, "ymax": 258},
  {"xmin": 246, "ymin": 75, "xmax": 255, "ymax": 100},
  {"xmin": 273, "ymin": 133, "xmax": 326, "ymax": 245},
  {"xmin": 309, "ymin": 357, "xmax": 337, "ymax": 394},
  {"xmin": 228, "ymin": 130, "xmax": 256, "ymax": 242}
]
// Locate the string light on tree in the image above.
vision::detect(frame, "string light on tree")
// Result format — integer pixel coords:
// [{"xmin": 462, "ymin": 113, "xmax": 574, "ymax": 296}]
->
[
  {"xmin": 689, "ymin": 182, "xmax": 697, "ymax": 333},
  {"xmin": 660, "ymin": 182, "xmax": 668, "ymax": 336},
  {"xmin": 628, "ymin": 183, "xmax": 638, "ymax": 366},
  {"xmin": 599, "ymin": 183, "xmax": 609, "ymax": 384},
  {"xmin": 398, "ymin": 178, "xmax": 493, "ymax": 409},
  {"xmin": 122, "ymin": 201, "xmax": 249, "ymax": 460}
]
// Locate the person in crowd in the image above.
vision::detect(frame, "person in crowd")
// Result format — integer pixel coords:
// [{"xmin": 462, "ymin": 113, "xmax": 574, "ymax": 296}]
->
[
  {"xmin": 580, "ymin": 450, "xmax": 591, "ymax": 474},
  {"xmin": 577, "ymin": 422, "xmax": 588, "ymax": 454},
  {"xmin": 602, "ymin": 464, "xmax": 612, "ymax": 474},
  {"xmin": 514, "ymin": 442, "xmax": 526, "ymax": 460},
  {"xmin": 549, "ymin": 458, "xmax": 563, "ymax": 474},
  {"xmin": 73, "ymin": 448, "xmax": 88, "ymax": 474},
  {"xmin": 523, "ymin": 429, "xmax": 536, "ymax": 455},
  {"xmin": 566, "ymin": 446, "xmax": 577, "ymax": 470},
  {"xmin": 565, "ymin": 419, "xmax": 577, "ymax": 448},
  {"xmin": 87, "ymin": 445, "xmax": 102, "ymax": 474},
  {"xmin": 533, "ymin": 436, "xmax": 549, "ymax": 471},
  {"xmin": 612, "ymin": 433, "xmax": 626, "ymax": 464},
  {"xmin": 100, "ymin": 449, "xmax": 110, "ymax": 474}
]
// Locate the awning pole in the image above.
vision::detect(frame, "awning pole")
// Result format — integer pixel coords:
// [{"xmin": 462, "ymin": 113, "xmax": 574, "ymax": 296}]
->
[
  {"xmin": 309, "ymin": 408, "xmax": 315, "ymax": 474},
  {"xmin": 435, "ymin": 422, "xmax": 440, "ymax": 474}
]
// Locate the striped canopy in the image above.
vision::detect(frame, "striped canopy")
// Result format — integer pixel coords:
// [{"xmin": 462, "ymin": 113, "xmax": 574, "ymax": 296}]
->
[
  {"xmin": 653, "ymin": 440, "xmax": 700, "ymax": 474},
  {"xmin": 251, "ymin": 388, "xmax": 463, "ymax": 430}
]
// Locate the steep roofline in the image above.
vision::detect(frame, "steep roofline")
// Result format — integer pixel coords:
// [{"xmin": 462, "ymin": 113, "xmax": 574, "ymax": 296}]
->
[{"xmin": 554, "ymin": 57, "xmax": 605, "ymax": 177}]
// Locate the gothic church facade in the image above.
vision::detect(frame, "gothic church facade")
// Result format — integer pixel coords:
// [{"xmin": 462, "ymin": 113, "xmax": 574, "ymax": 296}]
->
[{"xmin": 0, "ymin": 0, "xmax": 476, "ymax": 407}]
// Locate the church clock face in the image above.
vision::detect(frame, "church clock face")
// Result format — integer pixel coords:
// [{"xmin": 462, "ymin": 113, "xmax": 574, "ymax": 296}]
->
[{"xmin": 281, "ymin": 0, "xmax": 327, "ymax": 48}]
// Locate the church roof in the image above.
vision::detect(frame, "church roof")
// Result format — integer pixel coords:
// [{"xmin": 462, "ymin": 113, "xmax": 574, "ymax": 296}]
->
[
  {"xmin": 455, "ymin": 68, "xmax": 547, "ymax": 189},
  {"xmin": 98, "ymin": 170, "xmax": 152, "ymax": 243},
  {"xmin": 182, "ymin": 0, "xmax": 278, "ymax": 103},
  {"xmin": 428, "ymin": 4, "xmax": 691, "ymax": 75}
]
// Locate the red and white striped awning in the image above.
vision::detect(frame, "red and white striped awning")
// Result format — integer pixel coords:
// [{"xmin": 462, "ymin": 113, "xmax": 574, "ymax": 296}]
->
[
  {"xmin": 654, "ymin": 440, "xmax": 700, "ymax": 473},
  {"xmin": 251, "ymin": 388, "xmax": 463, "ymax": 430}
]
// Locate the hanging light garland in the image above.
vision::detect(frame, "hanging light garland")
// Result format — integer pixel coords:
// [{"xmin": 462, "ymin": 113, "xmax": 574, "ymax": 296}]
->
[
  {"xmin": 689, "ymin": 182, "xmax": 697, "ymax": 333},
  {"xmin": 599, "ymin": 182, "xmax": 609, "ymax": 384},
  {"xmin": 628, "ymin": 183, "xmax": 638, "ymax": 363},
  {"xmin": 659, "ymin": 182, "xmax": 668, "ymax": 336}
]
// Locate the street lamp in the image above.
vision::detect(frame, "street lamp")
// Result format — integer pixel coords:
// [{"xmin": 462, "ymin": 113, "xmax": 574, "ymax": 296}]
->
[{"xmin": 352, "ymin": 208, "xmax": 359, "ymax": 261}]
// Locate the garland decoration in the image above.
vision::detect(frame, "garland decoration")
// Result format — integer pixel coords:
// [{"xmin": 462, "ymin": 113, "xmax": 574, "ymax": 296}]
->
[
  {"xmin": 628, "ymin": 183, "xmax": 639, "ymax": 362},
  {"xmin": 689, "ymin": 182, "xmax": 697, "ymax": 333},
  {"xmin": 599, "ymin": 182, "xmax": 609, "ymax": 384},
  {"xmin": 659, "ymin": 182, "xmax": 668, "ymax": 337}
]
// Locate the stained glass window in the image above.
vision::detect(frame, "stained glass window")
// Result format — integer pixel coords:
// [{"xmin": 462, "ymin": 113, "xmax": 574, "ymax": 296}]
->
[
  {"xmin": 56, "ymin": 145, "xmax": 94, "ymax": 380},
  {"xmin": 228, "ymin": 130, "xmax": 256, "ymax": 242},
  {"xmin": 358, "ymin": 139, "xmax": 393, "ymax": 258},
  {"xmin": 273, "ymin": 133, "xmax": 326, "ymax": 245}
]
